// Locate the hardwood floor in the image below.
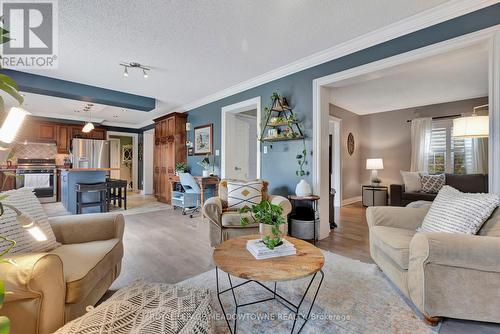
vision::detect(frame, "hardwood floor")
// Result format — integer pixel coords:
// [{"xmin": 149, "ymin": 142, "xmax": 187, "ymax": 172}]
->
[{"xmin": 316, "ymin": 202, "xmax": 372, "ymax": 263}]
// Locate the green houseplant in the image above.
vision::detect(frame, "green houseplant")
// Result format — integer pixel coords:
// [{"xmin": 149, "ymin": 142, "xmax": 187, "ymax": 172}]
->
[
  {"xmin": 239, "ymin": 200, "xmax": 286, "ymax": 249},
  {"xmin": 175, "ymin": 162, "xmax": 188, "ymax": 174}
]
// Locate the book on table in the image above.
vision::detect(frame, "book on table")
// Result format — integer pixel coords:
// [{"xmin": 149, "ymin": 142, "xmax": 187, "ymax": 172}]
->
[{"xmin": 246, "ymin": 239, "xmax": 296, "ymax": 260}]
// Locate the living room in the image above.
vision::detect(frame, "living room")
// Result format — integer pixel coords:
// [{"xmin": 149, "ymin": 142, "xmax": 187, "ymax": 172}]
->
[{"xmin": 1, "ymin": 2, "xmax": 500, "ymax": 334}]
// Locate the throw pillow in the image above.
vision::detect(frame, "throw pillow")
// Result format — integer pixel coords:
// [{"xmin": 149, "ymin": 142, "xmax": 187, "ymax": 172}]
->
[
  {"xmin": 420, "ymin": 174, "xmax": 445, "ymax": 193},
  {"xmin": 419, "ymin": 186, "xmax": 500, "ymax": 234},
  {"xmin": 227, "ymin": 180, "xmax": 263, "ymax": 210},
  {"xmin": 0, "ymin": 188, "xmax": 59, "ymax": 254},
  {"xmin": 400, "ymin": 171, "xmax": 425, "ymax": 192}
]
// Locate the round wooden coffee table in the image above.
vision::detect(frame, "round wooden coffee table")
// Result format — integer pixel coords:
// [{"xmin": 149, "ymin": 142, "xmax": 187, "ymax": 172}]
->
[{"xmin": 213, "ymin": 235, "xmax": 325, "ymax": 334}]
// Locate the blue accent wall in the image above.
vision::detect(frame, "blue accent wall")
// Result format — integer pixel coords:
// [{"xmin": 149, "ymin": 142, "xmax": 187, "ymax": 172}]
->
[{"xmin": 186, "ymin": 4, "xmax": 500, "ymax": 196}]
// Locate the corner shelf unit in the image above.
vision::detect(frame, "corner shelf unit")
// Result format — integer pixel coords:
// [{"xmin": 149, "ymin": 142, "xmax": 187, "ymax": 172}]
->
[{"xmin": 260, "ymin": 96, "xmax": 304, "ymax": 142}]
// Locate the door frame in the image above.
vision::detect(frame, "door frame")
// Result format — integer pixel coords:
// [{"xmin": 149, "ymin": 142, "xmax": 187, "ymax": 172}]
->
[
  {"xmin": 312, "ymin": 25, "xmax": 500, "ymax": 239},
  {"xmin": 107, "ymin": 131, "xmax": 139, "ymax": 191},
  {"xmin": 108, "ymin": 138, "xmax": 121, "ymax": 179},
  {"xmin": 142, "ymin": 128, "xmax": 155, "ymax": 195},
  {"xmin": 221, "ymin": 96, "xmax": 261, "ymax": 179},
  {"xmin": 329, "ymin": 116, "xmax": 342, "ymax": 208}
]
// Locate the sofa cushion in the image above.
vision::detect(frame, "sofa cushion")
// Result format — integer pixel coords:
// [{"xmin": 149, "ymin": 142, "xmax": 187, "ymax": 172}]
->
[
  {"xmin": 445, "ymin": 173, "xmax": 488, "ymax": 193},
  {"xmin": 221, "ymin": 211, "xmax": 257, "ymax": 228},
  {"xmin": 371, "ymin": 226, "xmax": 416, "ymax": 270},
  {"xmin": 50, "ymin": 238, "xmax": 122, "ymax": 304},
  {"xmin": 402, "ymin": 191, "xmax": 437, "ymax": 201}
]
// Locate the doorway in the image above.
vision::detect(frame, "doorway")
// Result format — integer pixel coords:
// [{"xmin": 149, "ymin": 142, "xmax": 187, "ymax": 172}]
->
[
  {"xmin": 107, "ymin": 131, "xmax": 138, "ymax": 191},
  {"xmin": 329, "ymin": 117, "xmax": 342, "ymax": 214},
  {"xmin": 221, "ymin": 97, "xmax": 261, "ymax": 179}
]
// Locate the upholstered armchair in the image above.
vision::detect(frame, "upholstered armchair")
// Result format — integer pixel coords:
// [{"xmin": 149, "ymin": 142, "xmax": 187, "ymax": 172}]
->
[
  {"xmin": 367, "ymin": 206, "xmax": 500, "ymax": 325},
  {"xmin": 203, "ymin": 179, "xmax": 292, "ymax": 246},
  {"xmin": 0, "ymin": 213, "xmax": 124, "ymax": 334}
]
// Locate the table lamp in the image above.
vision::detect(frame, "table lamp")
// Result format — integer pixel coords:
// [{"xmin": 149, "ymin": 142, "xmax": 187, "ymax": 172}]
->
[{"xmin": 366, "ymin": 158, "xmax": 383, "ymax": 185}]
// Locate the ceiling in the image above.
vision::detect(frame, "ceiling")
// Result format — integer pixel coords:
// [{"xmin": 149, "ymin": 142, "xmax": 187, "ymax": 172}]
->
[
  {"xmin": 329, "ymin": 41, "xmax": 489, "ymax": 114},
  {"xmin": 15, "ymin": 0, "xmax": 454, "ymax": 128}
]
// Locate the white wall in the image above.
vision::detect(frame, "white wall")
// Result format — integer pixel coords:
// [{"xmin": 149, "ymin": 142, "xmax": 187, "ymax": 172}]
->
[{"xmin": 143, "ymin": 129, "xmax": 154, "ymax": 194}]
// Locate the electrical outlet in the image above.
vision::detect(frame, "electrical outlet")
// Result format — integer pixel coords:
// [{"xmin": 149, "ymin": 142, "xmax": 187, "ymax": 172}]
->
[
  {"xmin": 215, "ymin": 149, "xmax": 220, "ymax": 156},
  {"xmin": 263, "ymin": 146, "xmax": 268, "ymax": 154}
]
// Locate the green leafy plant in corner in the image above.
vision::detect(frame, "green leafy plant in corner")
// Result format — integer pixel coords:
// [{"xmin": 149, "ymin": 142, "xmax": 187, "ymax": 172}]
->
[
  {"xmin": 240, "ymin": 200, "xmax": 286, "ymax": 250},
  {"xmin": 175, "ymin": 162, "xmax": 188, "ymax": 172}
]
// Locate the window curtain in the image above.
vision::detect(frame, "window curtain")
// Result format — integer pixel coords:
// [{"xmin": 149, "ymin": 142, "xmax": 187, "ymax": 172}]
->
[
  {"xmin": 410, "ymin": 117, "xmax": 432, "ymax": 172},
  {"xmin": 466, "ymin": 138, "xmax": 488, "ymax": 174}
]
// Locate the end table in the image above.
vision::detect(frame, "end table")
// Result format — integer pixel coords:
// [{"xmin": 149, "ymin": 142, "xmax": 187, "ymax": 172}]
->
[
  {"xmin": 362, "ymin": 185, "xmax": 388, "ymax": 207},
  {"xmin": 288, "ymin": 195, "xmax": 320, "ymax": 245}
]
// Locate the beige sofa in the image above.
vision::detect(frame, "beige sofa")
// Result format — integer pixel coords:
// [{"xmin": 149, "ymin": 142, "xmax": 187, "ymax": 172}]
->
[
  {"xmin": 1, "ymin": 213, "xmax": 124, "ymax": 334},
  {"xmin": 367, "ymin": 206, "xmax": 500, "ymax": 325},
  {"xmin": 203, "ymin": 179, "xmax": 292, "ymax": 246}
]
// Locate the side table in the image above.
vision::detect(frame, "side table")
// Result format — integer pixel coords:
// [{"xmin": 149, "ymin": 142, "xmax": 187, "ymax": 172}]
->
[
  {"xmin": 288, "ymin": 195, "xmax": 320, "ymax": 245},
  {"xmin": 362, "ymin": 185, "xmax": 388, "ymax": 207}
]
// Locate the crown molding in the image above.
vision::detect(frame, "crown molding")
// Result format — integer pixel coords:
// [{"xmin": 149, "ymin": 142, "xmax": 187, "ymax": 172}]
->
[{"xmin": 168, "ymin": 0, "xmax": 495, "ymax": 114}]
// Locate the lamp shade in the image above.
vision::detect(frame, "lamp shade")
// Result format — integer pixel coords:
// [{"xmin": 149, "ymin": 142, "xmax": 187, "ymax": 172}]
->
[
  {"xmin": 82, "ymin": 122, "xmax": 94, "ymax": 133},
  {"xmin": 366, "ymin": 158, "xmax": 384, "ymax": 170},
  {"xmin": 453, "ymin": 115, "xmax": 489, "ymax": 138}
]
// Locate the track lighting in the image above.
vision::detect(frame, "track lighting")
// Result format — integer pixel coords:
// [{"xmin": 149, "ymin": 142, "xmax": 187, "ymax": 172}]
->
[{"xmin": 120, "ymin": 62, "xmax": 150, "ymax": 79}]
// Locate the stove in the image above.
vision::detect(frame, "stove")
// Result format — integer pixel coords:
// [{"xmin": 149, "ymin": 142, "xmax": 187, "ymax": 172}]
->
[{"xmin": 16, "ymin": 158, "xmax": 57, "ymax": 203}]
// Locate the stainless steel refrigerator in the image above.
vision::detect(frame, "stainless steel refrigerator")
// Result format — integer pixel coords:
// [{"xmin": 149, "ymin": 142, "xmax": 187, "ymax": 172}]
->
[{"xmin": 71, "ymin": 139, "xmax": 110, "ymax": 169}]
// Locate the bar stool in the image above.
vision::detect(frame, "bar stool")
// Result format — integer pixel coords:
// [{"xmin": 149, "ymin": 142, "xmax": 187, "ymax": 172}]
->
[
  {"xmin": 106, "ymin": 178, "xmax": 128, "ymax": 210},
  {"xmin": 75, "ymin": 182, "xmax": 108, "ymax": 214}
]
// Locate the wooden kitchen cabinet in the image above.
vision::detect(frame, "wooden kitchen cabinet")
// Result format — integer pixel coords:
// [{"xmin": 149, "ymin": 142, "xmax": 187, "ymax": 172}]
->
[
  {"xmin": 0, "ymin": 171, "xmax": 16, "ymax": 191},
  {"xmin": 38, "ymin": 123, "xmax": 57, "ymax": 141},
  {"xmin": 57, "ymin": 126, "xmax": 71, "ymax": 153},
  {"xmin": 153, "ymin": 113, "xmax": 187, "ymax": 203}
]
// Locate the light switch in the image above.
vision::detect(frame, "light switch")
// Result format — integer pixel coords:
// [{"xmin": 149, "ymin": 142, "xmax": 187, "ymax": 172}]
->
[
  {"xmin": 215, "ymin": 149, "xmax": 220, "ymax": 156},
  {"xmin": 263, "ymin": 146, "xmax": 268, "ymax": 154}
]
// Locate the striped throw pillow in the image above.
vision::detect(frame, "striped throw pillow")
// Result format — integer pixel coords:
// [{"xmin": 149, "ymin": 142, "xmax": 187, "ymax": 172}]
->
[
  {"xmin": 0, "ymin": 188, "xmax": 59, "ymax": 254},
  {"xmin": 419, "ymin": 186, "xmax": 500, "ymax": 234},
  {"xmin": 227, "ymin": 180, "xmax": 263, "ymax": 210}
]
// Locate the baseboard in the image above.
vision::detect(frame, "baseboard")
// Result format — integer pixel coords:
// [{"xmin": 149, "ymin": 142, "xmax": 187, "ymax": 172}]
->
[{"xmin": 342, "ymin": 196, "xmax": 362, "ymax": 206}]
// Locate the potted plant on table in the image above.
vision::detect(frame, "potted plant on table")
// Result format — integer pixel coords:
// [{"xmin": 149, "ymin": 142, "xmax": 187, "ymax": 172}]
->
[
  {"xmin": 197, "ymin": 154, "xmax": 213, "ymax": 177},
  {"xmin": 240, "ymin": 200, "xmax": 286, "ymax": 250},
  {"xmin": 175, "ymin": 162, "xmax": 188, "ymax": 175}
]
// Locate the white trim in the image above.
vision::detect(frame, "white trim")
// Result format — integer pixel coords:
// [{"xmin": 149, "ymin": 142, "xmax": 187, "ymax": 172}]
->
[
  {"xmin": 313, "ymin": 26, "xmax": 500, "ymax": 240},
  {"xmin": 106, "ymin": 131, "xmax": 139, "ymax": 191},
  {"xmin": 329, "ymin": 116, "xmax": 342, "ymax": 208},
  {"xmin": 489, "ymin": 30, "xmax": 500, "ymax": 194},
  {"xmin": 152, "ymin": 0, "xmax": 494, "ymax": 119},
  {"xmin": 221, "ymin": 96, "xmax": 261, "ymax": 179},
  {"xmin": 142, "ymin": 128, "xmax": 155, "ymax": 195},
  {"xmin": 342, "ymin": 196, "xmax": 362, "ymax": 206}
]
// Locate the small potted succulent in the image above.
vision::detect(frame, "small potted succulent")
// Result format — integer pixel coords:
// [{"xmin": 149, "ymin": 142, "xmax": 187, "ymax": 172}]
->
[
  {"xmin": 240, "ymin": 200, "xmax": 286, "ymax": 250},
  {"xmin": 175, "ymin": 162, "xmax": 188, "ymax": 175}
]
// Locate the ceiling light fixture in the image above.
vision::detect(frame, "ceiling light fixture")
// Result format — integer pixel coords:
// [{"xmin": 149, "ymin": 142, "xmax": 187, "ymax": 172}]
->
[
  {"xmin": 120, "ymin": 62, "xmax": 150, "ymax": 79},
  {"xmin": 82, "ymin": 104, "xmax": 95, "ymax": 133},
  {"xmin": 453, "ymin": 104, "xmax": 489, "ymax": 138}
]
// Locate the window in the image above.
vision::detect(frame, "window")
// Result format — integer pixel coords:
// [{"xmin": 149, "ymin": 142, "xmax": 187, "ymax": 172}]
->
[{"xmin": 428, "ymin": 119, "xmax": 469, "ymax": 174}]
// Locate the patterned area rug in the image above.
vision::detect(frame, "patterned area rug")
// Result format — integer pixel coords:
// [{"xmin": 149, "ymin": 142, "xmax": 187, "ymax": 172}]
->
[{"xmin": 179, "ymin": 250, "xmax": 440, "ymax": 334}]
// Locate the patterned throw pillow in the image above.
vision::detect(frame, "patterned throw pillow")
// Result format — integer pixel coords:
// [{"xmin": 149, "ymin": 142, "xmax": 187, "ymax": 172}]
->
[
  {"xmin": 419, "ymin": 186, "xmax": 500, "ymax": 234},
  {"xmin": 0, "ymin": 188, "xmax": 59, "ymax": 254},
  {"xmin": 227, "ymin": 180, "xmax": 263, "ymax": 210},
  {"xmin": 420, "ymin": 174, "xmax": 445, "ymax": 193}
]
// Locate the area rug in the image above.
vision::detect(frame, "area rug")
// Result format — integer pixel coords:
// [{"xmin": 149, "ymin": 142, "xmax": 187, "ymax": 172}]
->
[{"xmin": 178, "ymin": 250, "xmax": 439, "ymax": 334}]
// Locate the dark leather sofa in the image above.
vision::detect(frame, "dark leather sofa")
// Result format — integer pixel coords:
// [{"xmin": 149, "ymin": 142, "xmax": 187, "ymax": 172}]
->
[{"xmin": 390, "ymin": 173, "xmax": 488, "ymax": 206}]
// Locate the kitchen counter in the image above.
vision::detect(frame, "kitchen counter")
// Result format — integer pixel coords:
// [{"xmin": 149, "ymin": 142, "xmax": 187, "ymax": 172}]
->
[{"xmin": 58, "ymin": 168, "xmax": 120, "ymax": 172}]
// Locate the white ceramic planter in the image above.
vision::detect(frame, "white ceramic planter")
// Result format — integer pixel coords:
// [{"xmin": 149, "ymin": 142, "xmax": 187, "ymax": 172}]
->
[
  {"xmin": 295, "ymin": 179, "xmax": 312, "ymax": 197},
  {"xmin": 202, "ymin": 170, "xmax": 210, "ymax": 177}
]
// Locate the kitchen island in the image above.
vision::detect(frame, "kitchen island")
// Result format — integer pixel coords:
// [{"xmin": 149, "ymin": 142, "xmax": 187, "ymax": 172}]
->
[{"xmin": 60, "ymin": 168, "xmax": 118, "ymax": 214}]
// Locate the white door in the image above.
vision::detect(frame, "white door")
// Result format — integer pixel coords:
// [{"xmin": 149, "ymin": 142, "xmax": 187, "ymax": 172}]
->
[
  {"xmin": 109, "ymin": 138, "xmax": 121, "ymax": 179},
  {"xmin": 226, "ymin": 114, "xmax": 250, "ymax": 179},
  {"xmin": 142, "ymin": 129, "xmax": 154, "ymax": 194}
]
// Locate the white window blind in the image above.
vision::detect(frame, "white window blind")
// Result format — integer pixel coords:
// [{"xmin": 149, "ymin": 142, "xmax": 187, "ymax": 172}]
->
[{"xmin": 428, "ymin": 119, "xmax": 468, "ymax": 174}]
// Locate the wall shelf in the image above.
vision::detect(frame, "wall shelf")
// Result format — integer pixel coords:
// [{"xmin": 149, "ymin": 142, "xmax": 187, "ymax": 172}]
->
[
  {"xmin": 259, "ymin": 95, "xmax": 304, "ymax": 141},
  {"xmin": 261, "ymin": 136, "xmax": 305, "ymax": 142}
]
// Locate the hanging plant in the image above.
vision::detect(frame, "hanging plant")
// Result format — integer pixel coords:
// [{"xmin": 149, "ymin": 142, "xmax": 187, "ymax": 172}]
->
[{"xmin": 296, "ymin": 140, "xmax": 309, "ymax": 177}]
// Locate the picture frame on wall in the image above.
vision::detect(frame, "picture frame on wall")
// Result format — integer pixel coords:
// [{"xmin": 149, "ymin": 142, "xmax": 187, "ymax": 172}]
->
[{"xmin": 194, "ymin": 124, "xmax": 213, "ymax": 155}]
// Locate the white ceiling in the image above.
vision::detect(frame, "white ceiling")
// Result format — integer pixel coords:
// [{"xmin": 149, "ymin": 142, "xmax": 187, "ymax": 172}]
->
[
  {"xmin": 329, "ymin": 42, "xmax": 489, "ymax": 114},
  {"xmin": 15, "ymin": 0, "xmax": 455, "ymax": 128}
]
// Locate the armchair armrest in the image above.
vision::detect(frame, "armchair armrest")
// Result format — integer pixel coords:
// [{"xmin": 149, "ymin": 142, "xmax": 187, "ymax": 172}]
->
[
  {"xmin": 410, "ymin": 232, "xmax": 500, "ymax": 273},
  {"xmin": 0, "ymin": 253, "xmax": 65, "ymax": 333},
  {"xmin": 49, "ymin": 212, "xmax": 125, "ymax": 244},
  {"xmin": 202, "ymin": 197, "xmax": 223, "ymax": 228},
  {"xmin": 268, "ymin": 195, "xmax": 292, "ymax": 217},
  {"xmin": 366, "ymin": 206, "xmax": 428, "ymax": 230}
]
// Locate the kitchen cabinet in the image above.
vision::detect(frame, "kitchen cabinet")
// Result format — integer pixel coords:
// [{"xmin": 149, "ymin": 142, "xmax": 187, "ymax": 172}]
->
[
  {"xmin": 57, "ymin": 126, "xmax": 71, "ymax": 153},
  {"xmin": 38, "ymin": 123, "xmax": 57, "ymax": 141},
  {"xmin": 153, "ymin": 113, "xmax": 187, "ymax": 203},
  {"xmin": 0, "ymin": 171, "xmax": 16, "ymax": 191}
]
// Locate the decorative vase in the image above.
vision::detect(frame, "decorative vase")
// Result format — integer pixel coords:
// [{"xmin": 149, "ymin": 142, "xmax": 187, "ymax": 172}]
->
[
  {"xmin": 259, "ymin": 223, "xmax": 285, "ymax": 241},
  {"xmin": 202, "ymin": 170, "xmax": 210, "ymax": 177},
  {"xmin": 295, "ymin": 179, "xmax": 312, "ymax": 197}
]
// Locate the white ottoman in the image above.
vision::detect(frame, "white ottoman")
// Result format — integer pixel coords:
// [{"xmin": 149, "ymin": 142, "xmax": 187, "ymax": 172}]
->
[{"xmin": 55, "ymin": 281, "xmax": 213, "ymax": 334}]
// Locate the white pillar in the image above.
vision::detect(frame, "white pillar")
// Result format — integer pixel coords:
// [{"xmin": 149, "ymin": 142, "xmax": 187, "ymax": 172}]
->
[{"xmin": 489, "ymin": 31, "xmax": 500, "ymax": 194}]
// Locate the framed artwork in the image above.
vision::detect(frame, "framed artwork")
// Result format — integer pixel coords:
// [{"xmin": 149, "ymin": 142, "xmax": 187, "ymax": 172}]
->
[
  {"xmin": 347, "ymin": 133, "xmax": 355, "ymax": 156},
  {"xmin": 194, "ymin": 124, "xmax": 213, "ymax": 155}
]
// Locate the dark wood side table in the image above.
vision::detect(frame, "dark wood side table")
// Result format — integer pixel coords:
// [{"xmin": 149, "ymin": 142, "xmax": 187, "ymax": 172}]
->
[
  {"xmin": 362, "ymin": 185, "xmax": 388, "ymax": 207},
  {"xmin": 288, "ymin": 195, "xmax": 320, "ymax": 245}
]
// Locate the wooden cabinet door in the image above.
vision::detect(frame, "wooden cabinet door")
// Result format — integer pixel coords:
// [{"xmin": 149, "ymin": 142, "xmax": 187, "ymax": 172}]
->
[
  {"xmin": 57, "ymin": 126, "xmax": 70, "ymax": 153},
  {"xmin": 38, "ymin": 123, "xmax": 57, "ymax": 141},
  {"xmin": 160, "ymin": 120, "xmax": 167, "ymax": 140},
  {"xmin": 166, "ymin": 117, "xmax": 175, "ymax": 138},
  {"xmin": 155, "ymin": 123, "xmax": 161, "ymax": 142},
  {"xmin": 160, "ymin": 143, "xmax": 169, "ymax": 202},
  {"xmin": 153, "ymin": 143, "xmax": 161, "ymax": 198},
  {"xmin": 91, "ymin": 129, "xmax": 106, "ymax": 140}
]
